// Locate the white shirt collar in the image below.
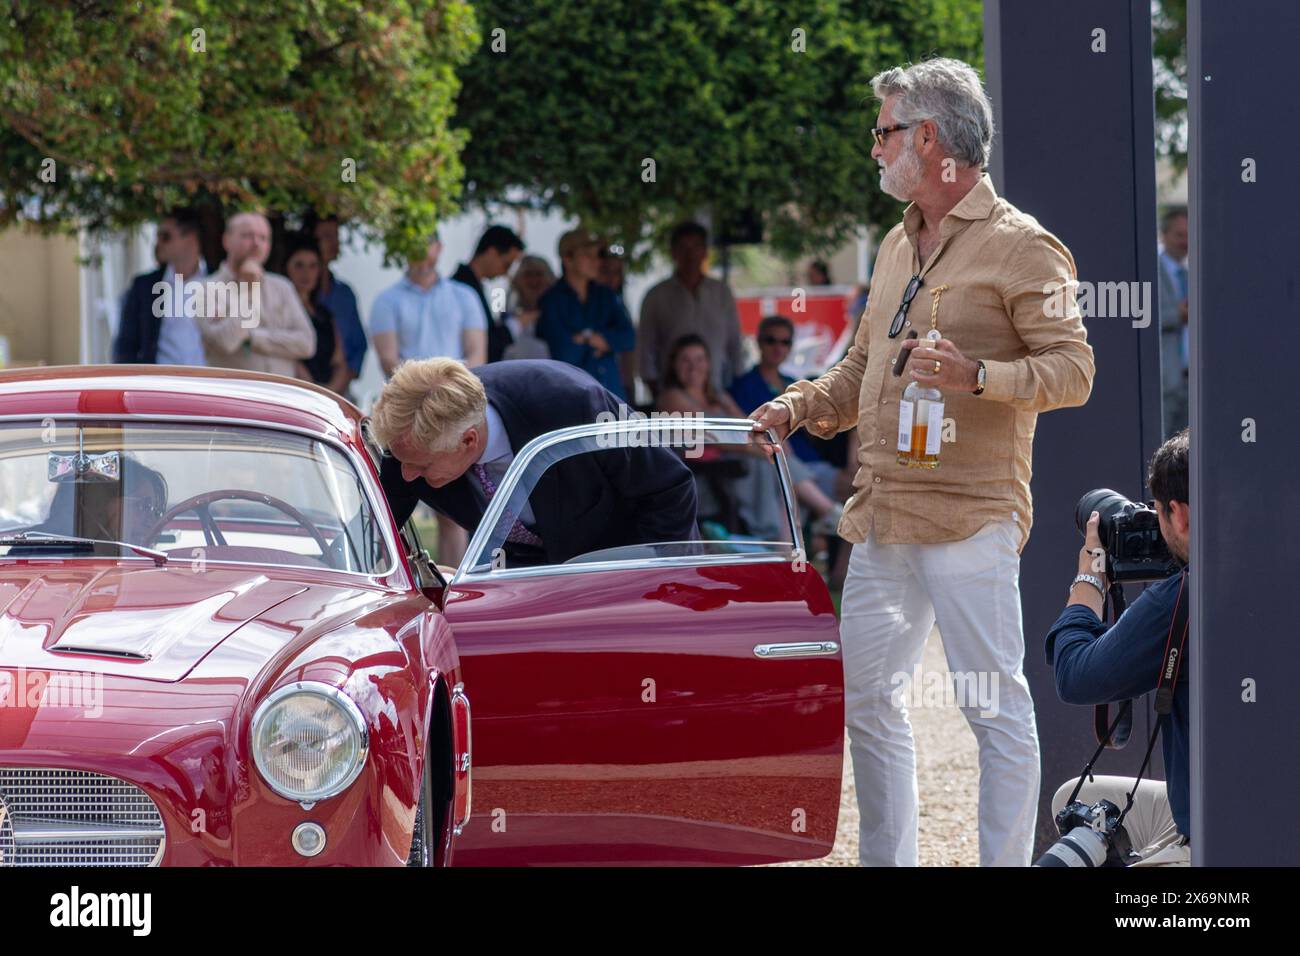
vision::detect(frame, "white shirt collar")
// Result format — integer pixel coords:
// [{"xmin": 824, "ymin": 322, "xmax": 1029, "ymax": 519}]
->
[
  {"xmin": 481, "ymin": 401, "xmax": 512, "ymax": 466},
  {"xmin": 163, "ymin": 261, "xmax": 208, "ymax": 284}
]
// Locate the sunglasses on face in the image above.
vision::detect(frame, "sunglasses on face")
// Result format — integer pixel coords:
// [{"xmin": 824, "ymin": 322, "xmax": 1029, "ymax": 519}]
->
[
  {"xmin": 871, "ymin": 123, "xmax": 911, "ymax": 148},
  {"xmin": 888, "ymin": 274, "xmax": 923, "ymax": 338},
  {"xmin": 760, "ymin": 336, "xmax": 793, "ymax": 347}
]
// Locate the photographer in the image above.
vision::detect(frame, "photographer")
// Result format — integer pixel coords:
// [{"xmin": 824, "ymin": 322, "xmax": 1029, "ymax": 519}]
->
[{"xmin": 1045, "ymin": 428, "xmax": 1190, "ymax": 866}]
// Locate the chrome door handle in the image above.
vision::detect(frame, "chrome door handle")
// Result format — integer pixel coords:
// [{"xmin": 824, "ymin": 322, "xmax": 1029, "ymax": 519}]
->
[{"xmin": 753, "ymin": 641, "xmax": 840, "ymax": 659}]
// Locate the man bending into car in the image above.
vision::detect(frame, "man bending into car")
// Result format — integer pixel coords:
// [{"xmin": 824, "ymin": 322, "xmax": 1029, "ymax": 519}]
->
[{"xmin": 370, "ymin": 357, "xmax": 698, "ymax": 569}]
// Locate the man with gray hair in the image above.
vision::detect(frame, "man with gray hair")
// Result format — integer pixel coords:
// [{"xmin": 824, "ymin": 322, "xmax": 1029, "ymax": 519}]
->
[{"xmin": 752, "ymin": 57, "xmax": 1096, "ymax": 866}]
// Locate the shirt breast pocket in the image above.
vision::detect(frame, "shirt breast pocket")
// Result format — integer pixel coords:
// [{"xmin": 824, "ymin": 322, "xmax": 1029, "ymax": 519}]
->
[{"xmin": 919, "ymin": 285, "xmax": 973, "ymax": 338}]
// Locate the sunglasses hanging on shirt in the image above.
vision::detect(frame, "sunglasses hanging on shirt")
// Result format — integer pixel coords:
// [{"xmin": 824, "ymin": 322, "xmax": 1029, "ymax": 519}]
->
[{"xmin": 889, "ymin": 274, "xmax": 923, "ymax": 338}]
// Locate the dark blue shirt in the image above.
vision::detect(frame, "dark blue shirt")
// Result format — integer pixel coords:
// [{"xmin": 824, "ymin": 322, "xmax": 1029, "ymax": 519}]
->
[
  {"xmin": 317, "ymin": 271, "xmax": 366, "ymax": 373},
  {"xmin": 537, "ymin": 278, "xmax": 635, "ymax": 400},
  {"xmin": 1045, "ymin": 569, "xmax": 1190, "ymax": 836},
  {"xmin": 728, "ymin": 366, "xmax": 821, "ymax": 464}
]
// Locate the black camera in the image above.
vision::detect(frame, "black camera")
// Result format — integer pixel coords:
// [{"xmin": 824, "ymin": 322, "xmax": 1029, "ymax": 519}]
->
[
  {"xmin": 1033, "ymin": 799, "xmax": 1135, "ymax": 867},
  {"xmin": 1075, "ymin": 489, "xmax": 1180, "ymax": 583}
]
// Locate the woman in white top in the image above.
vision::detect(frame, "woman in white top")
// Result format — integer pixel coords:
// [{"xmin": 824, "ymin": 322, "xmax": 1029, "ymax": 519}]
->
[{"xmin": 503, "ymin": 255, "xmax": 555, "ymax": 361}]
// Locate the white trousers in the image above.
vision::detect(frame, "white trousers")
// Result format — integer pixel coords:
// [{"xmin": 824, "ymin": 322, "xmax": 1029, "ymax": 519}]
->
[{"xmin": 840, "ymin": 517, "xmax": 1041, "ymax": 866}]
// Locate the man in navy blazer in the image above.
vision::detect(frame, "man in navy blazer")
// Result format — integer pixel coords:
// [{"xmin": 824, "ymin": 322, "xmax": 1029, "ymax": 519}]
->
[
  {"xmin": 113, "ymin": 264, "xmax": 166, "ymax": 364},
  {"xmin": 113, "ymin": 207, "xmax": 208, "ymax": 365},
  {"xmin": 371, "ymin": 358, "xmax": 698, "ymax": 568}
]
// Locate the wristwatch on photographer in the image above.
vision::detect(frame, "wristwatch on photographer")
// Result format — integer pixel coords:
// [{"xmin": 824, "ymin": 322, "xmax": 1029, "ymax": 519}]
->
[
  {"xmin": 1070, "ymin": 573, "xmax": 1106, "ymax": 597},
  {"xmin": 972, "ymin": 360, "xmax": 987, "ymax": 395}
]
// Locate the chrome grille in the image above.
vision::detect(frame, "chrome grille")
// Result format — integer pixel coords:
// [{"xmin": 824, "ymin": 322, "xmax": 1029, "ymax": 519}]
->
[{"xmin": 0, "ymin": 768, "xmax": 166, "ymax": 866}]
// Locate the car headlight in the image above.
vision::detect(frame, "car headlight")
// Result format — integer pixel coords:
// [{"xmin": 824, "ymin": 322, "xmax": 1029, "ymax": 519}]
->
[{"xmin": 251, "ymin": 682, "xmax": 369, "ymax": 803}]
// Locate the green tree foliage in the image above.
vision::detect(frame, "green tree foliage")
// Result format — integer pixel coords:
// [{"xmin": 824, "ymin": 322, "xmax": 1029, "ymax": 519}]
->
[
  {"xmin": 454, "ymin": 0, "xmax": 982, "ymax": 259},
  {"xmin": 0, "ymin": 1, "xmax": 476, "ymax": 262},
  {"xmin": 1152, "ymin": 0, "xmax": 1187, "ymax": 168}
]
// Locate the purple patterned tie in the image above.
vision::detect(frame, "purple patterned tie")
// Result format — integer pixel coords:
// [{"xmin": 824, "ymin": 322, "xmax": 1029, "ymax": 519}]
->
[{"xmin": 472, "ymin": 463, "xmax": 545, "ymax": 549}]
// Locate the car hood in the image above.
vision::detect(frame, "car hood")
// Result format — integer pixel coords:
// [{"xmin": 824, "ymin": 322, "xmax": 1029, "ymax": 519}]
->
[{"xmin": 0, "ymin": 563, "xmax": 312, "ymax": 682}]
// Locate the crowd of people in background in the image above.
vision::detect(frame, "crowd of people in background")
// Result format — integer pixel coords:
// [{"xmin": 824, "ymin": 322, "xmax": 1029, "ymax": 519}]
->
[
  {"xmin": 108, "ymin": 208, "xmax": 990, "ymax": 582},
  {"xmin": 106, "ymin": 194, "xmax": 1192, "ymax": 578}
]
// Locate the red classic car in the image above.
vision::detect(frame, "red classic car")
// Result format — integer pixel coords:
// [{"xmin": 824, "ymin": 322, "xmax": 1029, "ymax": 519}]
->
[{"xmin": 0, "ymin": 366, "xmax": 843, "ymax": 866}]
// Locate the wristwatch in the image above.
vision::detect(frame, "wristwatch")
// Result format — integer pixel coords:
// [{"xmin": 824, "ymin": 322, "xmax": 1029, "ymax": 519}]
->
[
  {"xmin": 1071, "ymin": 573, "xmax": 1106, "ymax": 597},
  {"xmin": 972, "ymin": 360, "xmax": 987, "ymax": 396}
]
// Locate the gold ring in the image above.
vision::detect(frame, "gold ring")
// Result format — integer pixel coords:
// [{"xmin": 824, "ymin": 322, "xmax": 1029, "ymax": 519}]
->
[{"xmin": 933, "ymin": 360, "xmax": 942, "ymax": 374}]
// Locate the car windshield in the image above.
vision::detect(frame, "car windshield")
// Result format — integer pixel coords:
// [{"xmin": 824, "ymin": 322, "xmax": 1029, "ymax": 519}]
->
[{"xmin": 0, "ymin": 420, "xmax": 391, "ymax": 574}]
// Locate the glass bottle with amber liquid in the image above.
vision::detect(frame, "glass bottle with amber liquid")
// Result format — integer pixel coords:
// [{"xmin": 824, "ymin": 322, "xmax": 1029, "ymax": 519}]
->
[{"xmin": 897, "ymin": 330, "xmax": 944, "ymax": 469}]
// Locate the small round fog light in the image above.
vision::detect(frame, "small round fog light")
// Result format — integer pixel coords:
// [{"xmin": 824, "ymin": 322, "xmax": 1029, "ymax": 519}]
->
[{"xmin": 292, "ymin": 822, "xmax": 327, "ymax": 858}]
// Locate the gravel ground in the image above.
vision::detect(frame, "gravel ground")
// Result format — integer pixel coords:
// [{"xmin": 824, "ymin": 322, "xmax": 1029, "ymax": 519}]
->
[{"xmin": 774, "ymin": 624, "xmax": 980, "ymax": 867}]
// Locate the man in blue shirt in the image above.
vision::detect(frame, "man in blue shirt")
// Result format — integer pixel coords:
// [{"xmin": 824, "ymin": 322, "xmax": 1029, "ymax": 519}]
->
[
  {"xmin": 1157, "ymin": 207, "xmax": 1189, "ymax": 436},
  {"xmin": 369, "ymin": 230, "xmax": 487, "ymax": 568},
  {"xmin": 312, "ymin": 215, "xmax": 367, "ymax": 392},
  {"xmin": 1045, "ymin": 429, "xmax": 1191, "ymax": 865},
  {"xmin": 537, "ymin": 229, "xmax": 635, "ymax": 400},
  {"xmin": 370, "ymin": 232, "xmax": 487, "ymax": 377}
]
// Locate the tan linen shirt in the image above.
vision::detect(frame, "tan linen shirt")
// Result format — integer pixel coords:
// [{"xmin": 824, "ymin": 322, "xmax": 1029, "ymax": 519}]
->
[
  {"xmin": 638, "ymin": 274, "xmax": 744, "ymax": 389},
  {"xmin": 773, "ymin": 174, "xmax": 1095, "ymax": 553},
  {"xmin": 200, "ymin": 263, "xmax": 316, "ymax": 378}
]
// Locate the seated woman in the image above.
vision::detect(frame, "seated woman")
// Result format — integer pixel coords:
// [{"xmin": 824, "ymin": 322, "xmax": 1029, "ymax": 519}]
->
[
  {"xmin": 657, "ymin": 333, "xmax": 747, "ymax": 421},
  {"xmin": 657, "ymin": 334, "xmax": 842, "ymax": 540},
  {"xmin": 729, "ymin": 314, "xmax": 842, "ymax": 498}
]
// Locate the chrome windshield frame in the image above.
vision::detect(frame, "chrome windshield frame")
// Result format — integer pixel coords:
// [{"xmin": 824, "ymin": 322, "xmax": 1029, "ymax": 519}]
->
[{"xmin": 452, "ymin": 416, "xmax": 804, "ymax": 586}]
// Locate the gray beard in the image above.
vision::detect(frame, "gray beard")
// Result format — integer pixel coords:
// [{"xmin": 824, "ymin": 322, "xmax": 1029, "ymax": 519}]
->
[{"xmin": 880, "ymin": 141, "xmax": 922, "ymax": 200}]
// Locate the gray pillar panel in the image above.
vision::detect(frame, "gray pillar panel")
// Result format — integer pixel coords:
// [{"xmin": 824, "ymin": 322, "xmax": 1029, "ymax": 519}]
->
[
  {"xmin": 984, "ymin": 0, "xmax": 1163, "ymax": 852},
  {"xmin": 1188, "ymin": 0, "xmax": 1300, "ymax": 865}
]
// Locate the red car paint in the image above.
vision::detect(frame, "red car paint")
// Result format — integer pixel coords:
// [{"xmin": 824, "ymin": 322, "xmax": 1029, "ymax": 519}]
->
[{"xmin": 0, "ymin": 366, "xmax": 843, "ymax": 866}]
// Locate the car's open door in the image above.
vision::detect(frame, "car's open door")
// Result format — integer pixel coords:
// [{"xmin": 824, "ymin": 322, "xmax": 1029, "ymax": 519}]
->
[{"xmin": 443, "ymin": 418, "xmax": 843, "ymax": 866}]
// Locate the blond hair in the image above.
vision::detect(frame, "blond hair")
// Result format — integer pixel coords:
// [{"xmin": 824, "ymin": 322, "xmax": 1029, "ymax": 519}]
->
[{"xmin": 370, "ymin": 358, "xmax": 488, "ymax": 452}]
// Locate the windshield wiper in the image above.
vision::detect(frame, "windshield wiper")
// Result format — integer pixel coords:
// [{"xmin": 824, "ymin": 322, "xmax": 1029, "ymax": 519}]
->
[{"xmin": 0, "ymin": 532, "xmax": 169, "ymax": 566}]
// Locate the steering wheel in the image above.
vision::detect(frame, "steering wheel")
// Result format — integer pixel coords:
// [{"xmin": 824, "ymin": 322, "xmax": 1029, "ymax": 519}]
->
[{"xmin": 144, "ymin": 489, "xmax": 331, "ymax": 556}]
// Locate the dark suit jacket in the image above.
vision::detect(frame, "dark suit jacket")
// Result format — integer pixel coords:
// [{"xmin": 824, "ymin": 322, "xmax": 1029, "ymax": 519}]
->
[
  {"xmin": 112, "ymin": 267, "xmax": 168, "ymax": 364},
  {"xmin": 381, "ymin": 360, "xmax": 698, "ymax": 566},
  {"xmin": 452, "ymin": 263, "xmax": 514, "ymax": 363}
]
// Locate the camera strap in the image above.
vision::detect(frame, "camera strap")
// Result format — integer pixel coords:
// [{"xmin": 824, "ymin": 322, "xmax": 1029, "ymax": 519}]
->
[
  {"xmin": 1115, "ymin": 569, "xmax": 1190, "ymax": 830},
  {"xmin": 1093, "ymin": 699, "xmax": 1132, "ymax": 749},
  {"xmin": 1093, "ymin": 580, "xmax": 1138, "ymax": 748},
  {"xmin": 1068, "ymin": 703, "xmax": 1132, "ymax": 805},
  {"xmin": 1153, "ymin": 569, "xmax": 1190, "ymax": 716}
]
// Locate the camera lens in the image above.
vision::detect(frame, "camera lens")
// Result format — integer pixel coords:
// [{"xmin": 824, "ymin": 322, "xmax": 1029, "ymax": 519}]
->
[
  {"xmin": 1034, "ymin": 826, "xmax": 1110, "ymax": 867},
  {"xmin": 1076, "ymin": 489, "xmax": 1176, "ymax": 582},
  {"xmin": 1075, "ymin": 488, "xmax": 1129, "ymax": 538}
]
